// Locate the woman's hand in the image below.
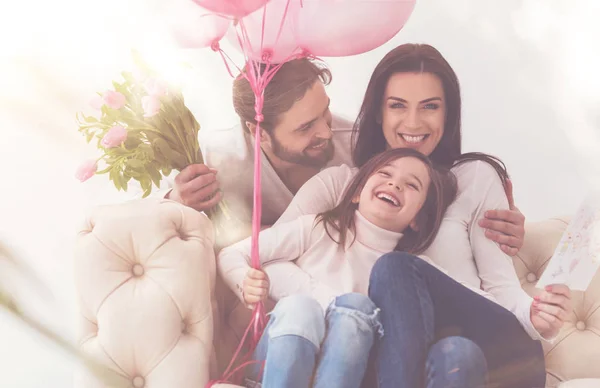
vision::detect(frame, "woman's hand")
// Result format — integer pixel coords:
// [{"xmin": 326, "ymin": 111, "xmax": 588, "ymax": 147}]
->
[
  {"xmin": 530, "ymin": 284, "xmax": 572, "ymax": 340},
  {"xmin": 242, "ymin": 268, "xmax": 270, "ymax": 306},
  {"xmin": 479, "ymin": 179, "xmax": 526, "ymax": 256}
]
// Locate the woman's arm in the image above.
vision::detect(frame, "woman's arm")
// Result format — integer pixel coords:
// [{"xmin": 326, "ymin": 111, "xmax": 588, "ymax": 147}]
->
[
  {"xmin": 217, "ymin": 215, "xmax": 337, "ymax": 306},
  {"xmin": 466, "ymin": 161, "xmax": 547, "ymax": 340},
  {"xmin": 479, "ymin": 178, "xmax": 527, "ymax": 256}
]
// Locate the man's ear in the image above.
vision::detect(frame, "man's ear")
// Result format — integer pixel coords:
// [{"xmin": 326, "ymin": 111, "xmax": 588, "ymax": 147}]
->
[{"xmin": 246, "ymin": 121, "xmax": 271, "ymax": 145}]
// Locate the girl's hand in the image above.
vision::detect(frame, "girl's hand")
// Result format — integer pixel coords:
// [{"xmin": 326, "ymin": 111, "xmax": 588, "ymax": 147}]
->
[
  {"xmin": 243, "ymin": 268, "xmax": 270, "ymax": 306},
  {"xmin": 530, "ymin": 284, "xmax": 572, "ymax": 339}
]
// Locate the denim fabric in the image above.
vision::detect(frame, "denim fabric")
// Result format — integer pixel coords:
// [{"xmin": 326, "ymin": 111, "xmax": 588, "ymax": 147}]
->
[
  {"xmin": 246, "ymin": 293, "xmax": 380, "ymax": 388},
  {"xmin": 367, "ymin": 252, "xmax": 546, "ymax": 388}
]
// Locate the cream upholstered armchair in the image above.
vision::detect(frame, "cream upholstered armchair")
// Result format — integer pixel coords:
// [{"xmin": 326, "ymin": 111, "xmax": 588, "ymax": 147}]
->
[{"xmin": 74, "ymin": 198, "xmax": 600, "ymax": 388}]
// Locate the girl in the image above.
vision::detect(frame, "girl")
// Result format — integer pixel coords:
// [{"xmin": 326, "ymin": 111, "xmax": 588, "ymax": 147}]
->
[
  {"xmin": 217, "ymin": 148, "xmax": 457, "ymax": 388},
  {"xmin": 266, "ymin": 44, "xmax": 572, "ymax": 387}
]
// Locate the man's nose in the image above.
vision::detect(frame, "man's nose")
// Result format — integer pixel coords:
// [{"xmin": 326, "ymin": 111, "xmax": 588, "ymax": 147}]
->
[{"xmin": 314, "ymin": 119, "xmax": 333, "ymax": 139}]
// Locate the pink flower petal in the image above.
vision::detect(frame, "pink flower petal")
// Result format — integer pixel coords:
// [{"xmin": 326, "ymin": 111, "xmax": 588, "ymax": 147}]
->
[
  {"xmin": 75, "ymin": 160, "xmax": 98, "ymax": 182},
  {"xmin": 89, "ymin": 94, "xmax": 104, "ymax": 110},
  {"xmin": 142, "ymin": 95, "xmax": 161, "ymax": 118},
  {"xmin": 101, "ymin": 125, "xmax": 128, "ymax": 148},
  {"xmin": 144, "ymin": 78, "xmax": 168, "ymax": 97},
  {"xmin": 103, "ymin": 90, "xmax": 127, "ymax": 110}
]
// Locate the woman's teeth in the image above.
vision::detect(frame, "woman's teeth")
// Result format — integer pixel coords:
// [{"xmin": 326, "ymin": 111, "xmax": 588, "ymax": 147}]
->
[{"xmin": 400, "ymin": 134, "xmax": 428, "ymax": 144}]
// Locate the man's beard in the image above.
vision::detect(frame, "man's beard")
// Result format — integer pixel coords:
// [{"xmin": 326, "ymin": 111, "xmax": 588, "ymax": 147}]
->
[{"xmin": 270, "ymin": 136, "xmax": 334, "ymax": 169}]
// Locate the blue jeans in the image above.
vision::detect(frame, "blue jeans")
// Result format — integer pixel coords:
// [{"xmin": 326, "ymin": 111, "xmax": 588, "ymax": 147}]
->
[
  {"xmin": 246, "ymin": 293, "xmax": 382, "ymax": 388},
  {"xmin": 366, "ymin": 252, "xmax": 546, "ymax": 388}
]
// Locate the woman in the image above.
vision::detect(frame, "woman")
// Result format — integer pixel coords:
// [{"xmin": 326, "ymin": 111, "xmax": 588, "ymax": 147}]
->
[{"xmin": 267, "ymin": 44, "xmax": 572, "ymax": 387}]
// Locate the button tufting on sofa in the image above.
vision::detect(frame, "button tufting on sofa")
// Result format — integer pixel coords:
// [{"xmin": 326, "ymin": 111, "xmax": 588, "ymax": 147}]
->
[
  {"xmin": 74, "ymin": 198, "xmax": 217, "ymax": 388},
  {"xmin": 575, "ymin": 321, "xmax": 586, "ymax": 331},
  {"xmin": 526, "ymin": 272, "xmax": 537, "ymax": 283},
  {"xmin": 132, "ymin": 375, "xmax": 145, "ymax": 388},
  {"xmin": 132, "ymin": 264, "xmax": 145, "ymax": 277}
]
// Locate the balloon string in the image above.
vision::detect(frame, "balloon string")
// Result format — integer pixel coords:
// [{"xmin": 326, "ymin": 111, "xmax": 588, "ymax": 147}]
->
[{"xmin": 208, "ymin": 0, "xmax": 312, "ymax": 382}]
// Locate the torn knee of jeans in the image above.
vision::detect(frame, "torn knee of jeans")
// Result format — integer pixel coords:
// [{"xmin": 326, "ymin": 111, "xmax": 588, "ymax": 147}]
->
[{"xmin": 326, "ymin": 303, "xmax": 384, "ymax": 338}]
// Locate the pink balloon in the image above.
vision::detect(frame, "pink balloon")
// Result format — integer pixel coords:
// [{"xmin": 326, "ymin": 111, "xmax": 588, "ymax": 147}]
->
[
  {"xmin": 165, "ymin": 0, "xmax": 231, "ymax": 48},
  {"xmin": 296, "ymin": 0, "xmax": 417, "ymax": 57},
  {"xmin": 227, "ymin": 0, "xmax": 301, "ymax": 63},
  {"xmin": 194, "ymin": 0, "xmax": 272, "ymax": 18}
]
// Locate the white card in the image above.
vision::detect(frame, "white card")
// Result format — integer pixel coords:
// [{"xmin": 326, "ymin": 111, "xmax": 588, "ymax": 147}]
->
[{"xmin": 536, "ymin": 193, "xmax": 600, "ymax": 291}]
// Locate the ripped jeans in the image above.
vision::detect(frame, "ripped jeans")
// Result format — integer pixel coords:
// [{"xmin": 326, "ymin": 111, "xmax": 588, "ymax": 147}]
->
[{"xmin": 245, "ymin": 293, "xmax": 382, "ymax": 388}]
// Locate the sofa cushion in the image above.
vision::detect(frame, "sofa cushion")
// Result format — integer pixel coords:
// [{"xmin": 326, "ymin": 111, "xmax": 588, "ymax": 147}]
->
[{"xmin": 75, "ymin": 198, "xmax": 217, "ymax": 387}]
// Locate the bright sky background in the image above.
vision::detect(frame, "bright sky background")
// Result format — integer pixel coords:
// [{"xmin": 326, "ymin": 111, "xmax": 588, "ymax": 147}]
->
[{"xmin": 0, "ymin": 0, "xmax": 598, "ymax": 386}]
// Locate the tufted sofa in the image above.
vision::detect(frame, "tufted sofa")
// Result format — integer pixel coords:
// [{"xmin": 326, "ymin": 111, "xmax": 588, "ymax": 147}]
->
[{"xmin": 74, "ymin": 198, "xmax": 600, "ymax": 388}]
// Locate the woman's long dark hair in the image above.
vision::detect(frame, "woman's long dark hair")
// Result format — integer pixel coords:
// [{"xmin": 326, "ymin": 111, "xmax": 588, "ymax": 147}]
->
[
  {"xmin": 316, "ymin": 148, "xmax": 457, "ymax": 255},
  {"xmin": 351, "ymin": 43, "xmax": 509, "ymax": 187}
]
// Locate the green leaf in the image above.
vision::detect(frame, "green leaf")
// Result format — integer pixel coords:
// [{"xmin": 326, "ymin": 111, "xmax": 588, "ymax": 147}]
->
[
  {"xmin": 121, "ymin": 71, "xmax": 134, "ymax": 84},
  {"xmin": 146, "ymin": 166, "xmax": 162, "ymax": 188},
  {"xmin": 84, "ymin": 115, "xmax": 99, "ymax": 123},
  {"xmin": 109, "ymin": 169, "xmax": 121, "ymax": 191},
  {"xmin": 154, "ymin": 138, "xmax": 183, "ymax": 167},
  {"xmin": 126, "ymin": 159, "xmax": 145, "ymax": 170},
  {"xmin": 144, "ymin": 145, "xmax": 155, "ymax": 161},
  {"xmin": 161, "ymin": 167, "xmax": 172, "ymax": 176},
  {"xmin": 120, "ymin": 175, "xmax": 128, "ymax": 192},
  {"xmin": 140, "ymin": 177, "xmax": 151, "ymax": 194},
  {"xmin": 112, "ymin": 81, "xmax": 129, "ymax": 97}
]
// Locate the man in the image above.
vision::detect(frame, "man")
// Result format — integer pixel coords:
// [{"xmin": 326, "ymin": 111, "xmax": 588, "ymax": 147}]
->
[
  {"xmin": 158, "ymin": 57, "xmax": 524, "ymax": 252},
  {"xmin": 155, "ymin": 59, "xmax": 351, "ymax": 243}
]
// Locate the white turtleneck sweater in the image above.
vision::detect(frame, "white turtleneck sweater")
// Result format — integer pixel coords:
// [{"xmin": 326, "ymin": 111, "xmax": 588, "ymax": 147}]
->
[
  {"xmin": 217, "ymin": 211, "xmax": 403, "ymax": 310},
  {"xmin": 267, "ymin": 160, "xmax": 546, "ymax": 341}
]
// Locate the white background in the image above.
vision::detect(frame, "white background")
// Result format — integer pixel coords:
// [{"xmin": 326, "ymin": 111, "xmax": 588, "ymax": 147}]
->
[{"xmin": 0, "ymin": 0, "xmax": 598, "ymax": 386}]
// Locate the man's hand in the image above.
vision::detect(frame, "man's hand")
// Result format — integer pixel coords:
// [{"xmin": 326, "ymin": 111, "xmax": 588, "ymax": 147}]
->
[
  {"xmin": 530, "ymin": 284, "xmax": 572, "ymax": 340},
  {"xmin": 242, "ymin": 268, "xmax": 269, "ymax": 306},
  {"xmin": 167, "ymin": 164, "xmax": 222, "ymax": 212},
  {"xmin": 479, "ymin": 179, "xmax": 526, "ymax": 256}
]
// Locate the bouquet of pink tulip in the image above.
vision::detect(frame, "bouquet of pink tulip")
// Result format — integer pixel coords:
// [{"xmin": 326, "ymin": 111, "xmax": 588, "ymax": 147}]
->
[{"xmin": 76, "ymin": 55, "xmax": 233, "ymax": 236}]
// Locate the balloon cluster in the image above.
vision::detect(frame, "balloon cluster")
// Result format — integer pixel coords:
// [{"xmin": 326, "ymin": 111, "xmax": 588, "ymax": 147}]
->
[{"xmin": 168, "ymin": 0, "xmax": 417, "ymax": 61}]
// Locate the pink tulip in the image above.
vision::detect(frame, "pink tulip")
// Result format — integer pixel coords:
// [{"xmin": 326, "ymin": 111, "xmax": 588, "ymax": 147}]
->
[
  {"xmin": 75, "ymin": 160, "xmax": 98, "ymax": 182},
  {"xmin": 89, "ymin": 94, "xmax": 104, "ymax": 110},
  {"xmin": 144, "ymin": 78, "xmax": 167, "ymax": 97},
  {"xmin": 101, "ymin": 125, "xmax": 128, "ymax": 148},
  {"xmin": 142, "ymin": 95, "xmax": 161, "ymax": 118},
  {"xmin": 103, "ymin": 90, "xmax": 126, "ymax": 110}
]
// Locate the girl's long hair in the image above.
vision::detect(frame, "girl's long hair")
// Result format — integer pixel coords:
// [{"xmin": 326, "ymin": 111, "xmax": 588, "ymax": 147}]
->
[{"xmin": 316, "ymin": 148, "xmax": 457, "ymax": 255}]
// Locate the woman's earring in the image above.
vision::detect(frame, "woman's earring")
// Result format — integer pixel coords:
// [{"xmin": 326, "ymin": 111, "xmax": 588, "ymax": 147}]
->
[{"xmin": 351, "ymin": 196, "xmax": 360, "ymax": 204}]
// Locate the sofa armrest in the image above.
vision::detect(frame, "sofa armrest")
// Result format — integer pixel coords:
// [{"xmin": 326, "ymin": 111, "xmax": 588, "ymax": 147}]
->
[{"xmin": 74, "ymin": 198, "xmax": 216, "ymax": 388}]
